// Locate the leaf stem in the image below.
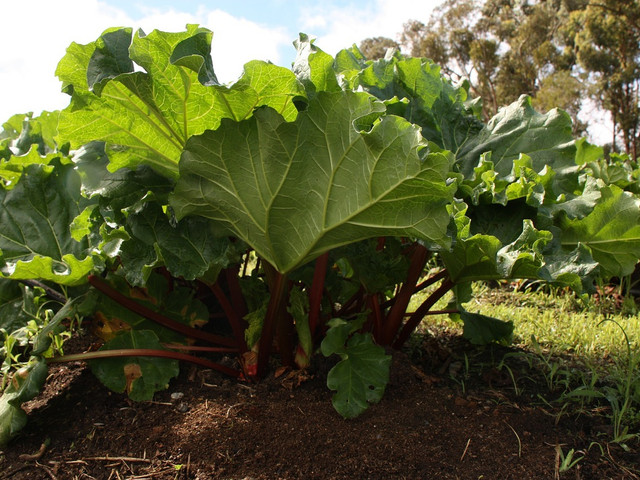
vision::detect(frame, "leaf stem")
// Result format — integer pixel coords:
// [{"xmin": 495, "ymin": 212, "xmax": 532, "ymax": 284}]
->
[
  {"xmin": 368, "ymin": 294, "xmax": 384, "ymax": 340},
  {"xmin": 308, "ymin": 252, "xmax": 329, "ymax": 337},
  {"xmin": 256, "ymin": 264, "xmax": 288, "ymax": 378},
  {"xmin": 381, "ymin": 244, "xmax": 429, "ymax": 345},
  {"xmin": 18, "ymin": 280, "xmax": 67, "ymax": 304},
  {"xmin": 88, "ymin": 275, "xmax": 237, "ymax": 348},
  {"xmin": 393, "ymin": 276, "xmax": 454, "ymax": 349},
  {"xmin": 47, "ymin": 348, "xmax": 242, "ymax": 378},
  {"xmin": 225, "ymin": 266, "xmax": 249, "ymax": 323},
  {"xmin": 209, "ymin": 281, "xmax": 248, "ymax": 353}
]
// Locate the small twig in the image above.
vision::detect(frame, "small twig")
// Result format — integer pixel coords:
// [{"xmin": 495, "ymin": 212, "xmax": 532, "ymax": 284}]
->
[
  {"xmin": 226, "ymin": 402, "xmax": 246, "ymax": 418},
  {"xmin": 122, "ymin": 458, "xmax": 134, "ymax": 474},
  {"xmin": 605, "ymin": 443, "xmax": 640, "ymax": 479},
  {"xmin": 460, "ymin": 438, "xmax": 471, "ymax": 461},
  {"xmin": 35, "ymin": 462, "xmax": 58, "ymax": 480},
  {"xmin": 554, "ymin": 445, "xmax": 561, "ymax": 480},
  {"xmin": 84, "ymin": 456, "xmax": 152, "ymax": 464},
  {"xmin": 126, "ymin": 467, "xmax": 178, "ymax": 479}
]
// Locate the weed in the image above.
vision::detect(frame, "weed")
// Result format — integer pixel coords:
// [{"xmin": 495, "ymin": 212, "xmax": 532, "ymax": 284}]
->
[{"xmin": 554, "ymin": 444, "xmax": 584, "ymax": 477}]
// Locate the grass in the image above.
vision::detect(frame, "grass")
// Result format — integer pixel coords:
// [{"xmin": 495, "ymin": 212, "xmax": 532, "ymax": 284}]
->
[
  {"xmin": 469, "ymin": 284, "xmax": 640, "ymax": 358},
  {"xmin": 412, "ymin": 282, "xmax": 640, "ymax": 358},
  {"xmin": 409, "ymin": 280, "xmax": 640, "ymax": 445}
]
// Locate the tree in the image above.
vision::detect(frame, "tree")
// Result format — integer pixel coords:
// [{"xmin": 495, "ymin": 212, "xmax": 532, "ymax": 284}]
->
[
  {"xmin": 358, "ymin": 37, "xmax": 400, "ymax": 60},
  {"xmin": 399, "ymin": 0, "xmax": 587, "ymax": 134},
  {"xmin": 567, "ymin": 0, "xmax": 640, "ymax": 159},
  {"xmin": 401, "ymin": 1, "xmax": 490, "ymax": 110},
  {"xmin": 532, "ymin": 70, "xmax": 587, "ymax": 134}
]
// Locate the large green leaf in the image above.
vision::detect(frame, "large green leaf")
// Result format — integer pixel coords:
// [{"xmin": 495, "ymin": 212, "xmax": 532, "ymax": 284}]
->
[
  {"xmin": 1, "ymin": 112, "xmax": 67, "ymax": 188},
  {"xmin": 119, "ymin": 202, "xmax": 235, "ymax": 285},
  {"xmin": 293, "ymin": 34, "xmax": 341, "ymax": 95},
  {"xmin": 0, "ymin": 111, "xmax": 61, "ymax": 159},
  {"xmin": 172, "ymin": 90, "xmax": 454, "ymax": 273},
  {"xmin": 457, "ymin": 153, "xmax": 557, "ymax": 208},
  {"xmin": 321, "ymin": 318, "xmax": 391, "ymax": 418},
  {"xmin": 334, "ymin": 238, "xmax": 409, "ymax": 294},
  {"xmin": 539, "ymin": 242, "xmax": 599, "ymax": 293},
  {"xmin": 442, "ymin": 196, "xmax": 552, "ymax": 284},
  {"xmin": 0, "ymin": 147, "xmax": 67, "ymax": 188},
  {"xmin": 0, "ymin": 163, "xmax": 93, "ymax": 285},
  {"xmin": 556, "ymin": 184, "xmax": 640, "ymax": 278},
  {"xmin": 57, "ymin": 26, "xmax": 305, "ymax": 178},
  {"xmin": 456, "ymin": 96, "xmax": 578, "ymax": 193},
  {"xmin": 331, "ymin": 45, "xmax": 483, "ymax": 153},
  {"xmin": 0, "ymin": 358, "xmax": 47, "ymax": 446},
  {"xmin": 72, "ymin": 141, "xmax": 174, "ymax": 212}
]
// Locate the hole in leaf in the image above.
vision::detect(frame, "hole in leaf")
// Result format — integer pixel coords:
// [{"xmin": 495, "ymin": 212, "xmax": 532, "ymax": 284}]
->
[{"xmin": 293, "ymin": 98, "xmax": 308, "ymax": 111}]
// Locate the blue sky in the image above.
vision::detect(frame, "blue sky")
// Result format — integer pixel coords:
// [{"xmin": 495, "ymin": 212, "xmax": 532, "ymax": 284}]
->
[{"xmin": 0, "ymin": 0, "xmax": 442, "ymax": 122}]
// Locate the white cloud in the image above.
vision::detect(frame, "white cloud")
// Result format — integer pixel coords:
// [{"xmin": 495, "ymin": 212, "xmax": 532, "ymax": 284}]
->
[
  {"xmin": 299, "ymin": 0, "xmax": 443, "ymax": 55},
  {"xmin": 0, "ymin": 1, "xmax": 292, "ymax": 122},
  {"xmin": 200, "ymin": 10, "xmax": 291, "ymax": 82},
  {"xmin": 132, "ymin": 7, "xmax": 292, "ymax": 82},
  {"xmin": 0, "ymin": 0, "xmax": 133, "ymax": 120}
]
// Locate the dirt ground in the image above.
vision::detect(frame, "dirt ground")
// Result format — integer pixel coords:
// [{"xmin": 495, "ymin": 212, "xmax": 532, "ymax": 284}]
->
[{"xmin": 1, "ymin": 331, "xmax": 638, "ymax": 480}]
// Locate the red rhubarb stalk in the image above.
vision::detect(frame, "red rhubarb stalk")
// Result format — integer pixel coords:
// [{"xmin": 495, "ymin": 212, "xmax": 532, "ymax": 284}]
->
[
  {"xmin": 88, "ymin": 275, "xmax": 237, "ymax": 348},
  {"xmin": 48, "ymin": 348, "xmax": 242, "ymax": 378}
]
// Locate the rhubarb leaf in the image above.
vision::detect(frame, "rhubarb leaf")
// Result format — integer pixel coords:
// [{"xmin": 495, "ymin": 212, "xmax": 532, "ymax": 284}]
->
[
  {"xmin": 0, "ymin": 163, "xmax": 93, "ymax": 285},
  {"xmin": 556, "ymin": 185, "xmax": 640, "ymax": 278},
  {"xmin": 172, "ymin": 90, "xmax": 454, "ymax": 273},
  {"xmin": 0, "ymin": 358, "xmax": 47, "ymax": 446},
  {"xmin": 119, "ymin": 202, "xmax": 234, "ymax": 285},
  {"xmin": 89, "ymin": 272, "xmax": 208, "ymax": 344},
  {"xmin": 57, "ymin": 26, "xmax": 304, "ymax": 178},
  {"xmin": 460, "ymin": 310, "xmax": 514, "ymax": 345},
  {"xmin": 334, "ymin": 51, "xmax": 483, "ymax": 152},
  {"xmin": 90, "ymin": 330, "xmax": 179, "ymax": 401},
  {"xmin": 0, "ymin": 280, "xmax": 32, "ymax": 336},
  {"xmin": 321, "ymin": 318, "xmax": 391, "ymax": 418},
  {"xmin": 442, "ymin": 204, "xmax": 552, "ymax": 284},
  {"xmin": 456, "ymin": 96, "xmax": 578, "ymax": 193},
  {"xmin": 293, "ymin": 34, "xmax": 341, "ymax": 94}
]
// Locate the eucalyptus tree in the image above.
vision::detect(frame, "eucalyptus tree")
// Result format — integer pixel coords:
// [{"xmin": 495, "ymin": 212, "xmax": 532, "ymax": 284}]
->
[
  {"xmin": 567, "ymin": 0, "xmax": 640, "ymax": 159},
  {"xmin": 392, "ymin": 1, "xmax": 585, "ymax": 132}
]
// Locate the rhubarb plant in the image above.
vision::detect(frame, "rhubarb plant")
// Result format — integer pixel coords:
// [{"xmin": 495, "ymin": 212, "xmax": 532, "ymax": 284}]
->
[{"xmin": 1, "ymin": 25, "xmax": 640, "ymax": 440}]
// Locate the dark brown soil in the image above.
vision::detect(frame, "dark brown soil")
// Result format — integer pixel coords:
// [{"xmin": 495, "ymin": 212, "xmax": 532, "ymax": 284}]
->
[{"xmin": 1, "ymin": 332, "xmax": 638, "ymax": 480}]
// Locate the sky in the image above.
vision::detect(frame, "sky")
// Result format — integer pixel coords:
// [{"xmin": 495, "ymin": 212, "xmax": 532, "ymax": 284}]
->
[{"xmin": 0, "ymin": 0, "xmax": 442, "ymax": 122}]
